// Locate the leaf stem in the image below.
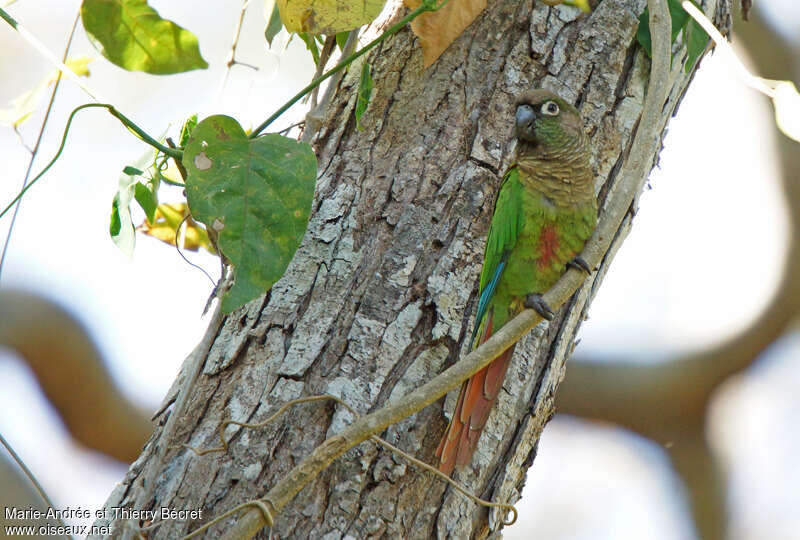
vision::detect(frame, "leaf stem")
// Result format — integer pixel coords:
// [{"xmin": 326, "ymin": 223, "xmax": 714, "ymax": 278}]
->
[
  {"xmin": 0, "ymin": 432, "xmax": 72, "ymax": 536},
  {"xmin": 0, "ymin": 104, "xmax": 182, "ymax": 221},
  {"xmin": 250, "ymin": 0, "xmax": 448, "ymax": 138},
  {"xmin": 104, "ymin": 105, "xmax": 183, "ymax": 159}
]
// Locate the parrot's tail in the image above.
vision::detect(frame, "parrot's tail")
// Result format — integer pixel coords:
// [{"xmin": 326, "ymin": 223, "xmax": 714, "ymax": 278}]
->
[{"xmin": 435, "ymin": 342, "xmax": 516, "ymax": 476}]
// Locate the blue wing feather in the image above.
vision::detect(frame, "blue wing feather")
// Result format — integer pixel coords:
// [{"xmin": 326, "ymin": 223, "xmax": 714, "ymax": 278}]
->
[
  {"xmin": 470, "ymin": 167, "xmax": 523, "ymax": 346},
  {"xmin": 470, "ymin": 259, "xmax": 506, "ymax": 347}
]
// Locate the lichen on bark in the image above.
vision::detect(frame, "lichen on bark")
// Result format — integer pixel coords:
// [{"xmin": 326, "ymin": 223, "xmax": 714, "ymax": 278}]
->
[{"xmin": 91, "ymin": 1, "xmax": 731, "ymax": 538}]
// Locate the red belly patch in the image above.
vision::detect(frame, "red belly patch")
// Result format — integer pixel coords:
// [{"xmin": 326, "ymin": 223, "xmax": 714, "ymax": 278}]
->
[{"xmin": 537, "ymin": 225, "xmax": 560, "ymax": 269}]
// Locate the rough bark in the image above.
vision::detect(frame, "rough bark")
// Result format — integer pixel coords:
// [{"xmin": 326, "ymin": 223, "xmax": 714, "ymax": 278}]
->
[{"xmin": 92, "ymin": 1, "xmax": 731, "ymax": 538}]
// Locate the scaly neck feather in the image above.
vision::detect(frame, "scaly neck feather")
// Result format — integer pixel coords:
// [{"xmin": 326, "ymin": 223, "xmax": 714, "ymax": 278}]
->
[{"xmin": 515, "ymin": 133, "xmax": 595, "ymax": 209}]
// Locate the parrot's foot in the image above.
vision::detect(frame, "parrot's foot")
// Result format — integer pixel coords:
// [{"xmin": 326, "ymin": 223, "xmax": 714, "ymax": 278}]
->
[
  {"xmin": 524, "ymin": 293, "xmax": 555, "ymax": 320},
  {"xmin": 567, "ymin": 256, "xmax": 592, "ymax": 274}
]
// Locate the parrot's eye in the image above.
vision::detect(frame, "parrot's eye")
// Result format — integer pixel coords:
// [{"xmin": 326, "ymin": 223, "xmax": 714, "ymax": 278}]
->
[{"xmin": 541, "ymin": 101, "xmax": 559, "ymax": 116}]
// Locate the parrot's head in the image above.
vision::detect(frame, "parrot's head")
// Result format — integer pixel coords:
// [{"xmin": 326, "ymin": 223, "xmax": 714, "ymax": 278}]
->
[{"xmin": 514, "ymin": 89, "xmax": 584, "ymax": 152}]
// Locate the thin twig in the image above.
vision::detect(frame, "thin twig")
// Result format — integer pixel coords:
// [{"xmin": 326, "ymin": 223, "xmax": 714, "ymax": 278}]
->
[
  {"xmin": 180, "ymin": 395, "xmax": 339, "ymax": 456},
  {"xmin": 215, "ymin": 0, "xmax": 254, "ymax": 104},
  {"xmin": 171, "ymin": 214, "xmax": 217, "ymax": 286},
  {"xmin": 180, "ymin": 395, "xmax": 517, "ymax": 531},
  {"xmin": 307, "ymin": 36, "xmax": 337, "ymax": 109},
  {"xmin": 0, "ymin": 8, "xmax": 80, "ymax": 282},
  {"xmin": 0, "ymin": 7, "xmax": 104, "ymax": 102},
  {"xmin": 301, "ymin": 28, "xmax": 359, "ymax": 144},
  {"xmin": 277, "ymin": 120, "xmax": 304, "ymax": 135},
  {"xmin": 218, "ymin": 0, "xmax": 672, "ymax": 537},
  {"xmin": 0, "ymin": 103, "xmax": 182, "ymax": 221},
  {"xmin": 181, "ymin": 501, "xmax": 274, "ymax": 540},
  {"xmin": 0, "ymin": 431, "xmax": 71, "ymax": 536},
  {"xmin": 372, "ymin": 431, "xmax": 517, "ymax": 525}
]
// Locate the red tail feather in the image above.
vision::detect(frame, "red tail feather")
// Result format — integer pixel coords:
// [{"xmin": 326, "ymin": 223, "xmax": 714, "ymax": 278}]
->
[{"xmin": 436, "ymin": 314, "xmax": 516, "ymax": 475}]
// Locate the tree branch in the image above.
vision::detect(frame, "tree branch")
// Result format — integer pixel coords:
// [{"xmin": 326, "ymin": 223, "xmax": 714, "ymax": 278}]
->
[{"xmin": 219, "ymin": 2, "xmax": 673, "ymax": 538}]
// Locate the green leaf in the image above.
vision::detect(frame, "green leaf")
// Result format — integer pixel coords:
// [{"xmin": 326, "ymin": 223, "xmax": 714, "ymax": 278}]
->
[
  {"xmin": 636, "ymin": 0, "xmax": 707, "ymax": 73},
  {"xmin": 182, "ymin": 115, "xmax": 317, "ymax": 313},
  {"xmin": 355, "ymin": 62, "xmax": 373, "ymax": 131},
  {"xmin": 635, "ymin": 7, "xmax": 653, "ymax": 57},
  {"xmin": 667, "ymin": 0, "xmax": 689, "ymax": 42},
  {"xmin": 110, "ymin": 151, "xmax": 155, "ymax": 254},
  {"xmin": 110, "ymin": 194, "xmax": 123, "ymax": 236},
  {"xmin": 134, "ymin": 181, "xmax": 158, "ymax": 223},
  {"xmin": 297, "ymin": 32, "xmax": 321, "ymax": 65},
  {"xmin": 81, "ymin": 0, "xmax": 208, "ymax": 74},
  {"xmin": 636, "ymin": 0, "xmax": 688, "ymax": 58},
  {"xmin": 179, "ymin": 114, "xmax": 197, "ymax": 147},
  {"xmin": 276, "ymin": 0, "xmax": 385, "ymax": 34},
  {"xmin": 683, "ymin": 9, "xmax": 709, "ymax": 73},
  {"xmin": 110, "ymin": 169, "xmax": 137, "ymax": 255},
  {"xmin": 335, "ymin": 31, "xmax": 349, "ymax": 51},
  {"xmin": 264, "ymin": 0, "xmax": 283, "ymax": 46}
]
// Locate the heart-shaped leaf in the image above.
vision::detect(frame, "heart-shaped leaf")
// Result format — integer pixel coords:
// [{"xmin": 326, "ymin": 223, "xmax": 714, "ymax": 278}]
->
[{"xmin": 183, "ymin": 115, "xmax": 317, "ymax": 312}]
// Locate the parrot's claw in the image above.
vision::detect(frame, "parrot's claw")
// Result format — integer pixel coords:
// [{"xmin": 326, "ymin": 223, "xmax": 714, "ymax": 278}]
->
[
  {"xmin": 524, "ymin": 293, "xmax": 555, "ymax": 321},
  {"xmin": 567, "ymin": 256, "xmax": 592, "ymax": 274}
]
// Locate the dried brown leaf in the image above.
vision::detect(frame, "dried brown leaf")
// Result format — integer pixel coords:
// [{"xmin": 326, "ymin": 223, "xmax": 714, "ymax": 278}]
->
[{"xmin": 404, "ymin": 0, "xmax": 487, "ymax": 67}]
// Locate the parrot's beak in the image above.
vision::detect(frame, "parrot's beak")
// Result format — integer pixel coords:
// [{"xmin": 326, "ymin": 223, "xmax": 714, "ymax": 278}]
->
[{"xmin": 515, "ymin": 104, "xmax": 537, "ymax": 143}]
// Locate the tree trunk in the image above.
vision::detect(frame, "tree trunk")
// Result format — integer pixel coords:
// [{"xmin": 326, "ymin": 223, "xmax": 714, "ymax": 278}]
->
[{"xmin": 92, "ymin": 1, "xmax": 731, "ymax": 538}]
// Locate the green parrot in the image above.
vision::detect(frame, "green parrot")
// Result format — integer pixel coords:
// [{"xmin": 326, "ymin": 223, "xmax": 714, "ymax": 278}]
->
[{"xmin": 435, "ymin": 89, "xmax": 597, "ymax": 475}]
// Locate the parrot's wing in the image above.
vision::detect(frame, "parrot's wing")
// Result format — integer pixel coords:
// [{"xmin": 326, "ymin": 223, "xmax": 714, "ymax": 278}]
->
[
  {"xmin": 470, "ymin": 167, "xmax": 523, "ymax": 347},
  {"xmin": 434, "ymin": 168, "xmax": 523, "ymax": 475}
]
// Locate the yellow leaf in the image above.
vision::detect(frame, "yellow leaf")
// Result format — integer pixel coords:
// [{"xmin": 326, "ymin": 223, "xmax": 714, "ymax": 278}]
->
[
  {"xmin": 138, "ymin": 203, "xmax": 216, "ymax": 253},
  {"xmin": 64, "ymin": 55, "xmax": 92, "ymax": 77},
  {"xmin": 563, "ymin": 0, "xmax": 591, "ymax": 12},
  {"xmin": 0, "ymin": 55, "xmax": 93, "ymax": 128},
  {"xmin": 404, "ymin": 0, "xmax": 487, "ymax": 68},
  {"xmin": 276, "ymin": 0, "xmax": 386, "ymax": 34},
  {"xmin": 541, "ymin": 0, "xmax": 591, "ymax": 12}
]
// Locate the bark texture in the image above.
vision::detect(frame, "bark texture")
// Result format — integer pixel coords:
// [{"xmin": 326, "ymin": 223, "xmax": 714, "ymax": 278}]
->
[{"xmin": 93, "ymin": 0, "xmax": 731, "ymax": 538}]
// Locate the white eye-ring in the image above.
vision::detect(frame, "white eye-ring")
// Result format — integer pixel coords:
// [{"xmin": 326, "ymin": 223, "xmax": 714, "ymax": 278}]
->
[{"xmin": 541, "ymin": 101, "xmax": 559, "ymax": 116}]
